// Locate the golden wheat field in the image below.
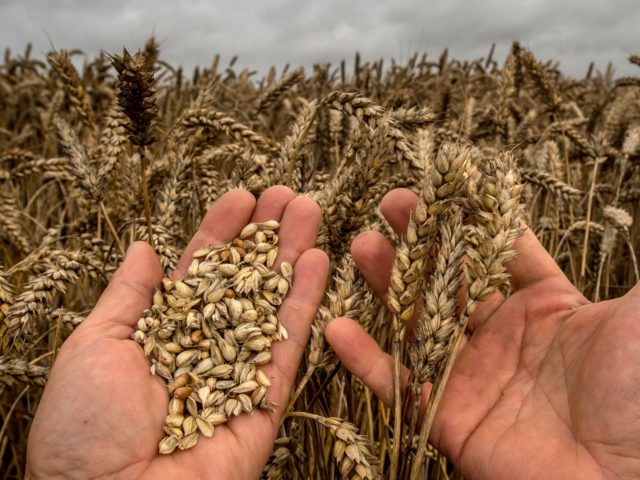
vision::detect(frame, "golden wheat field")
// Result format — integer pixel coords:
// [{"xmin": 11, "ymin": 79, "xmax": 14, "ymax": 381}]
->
[{"xmin": 1, "ymin": 38, "xmax": 639, "ymax": 479}]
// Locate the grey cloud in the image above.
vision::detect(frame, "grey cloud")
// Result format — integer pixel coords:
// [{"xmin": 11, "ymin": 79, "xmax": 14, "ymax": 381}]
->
[{"xmin": 0, "ymin": 0, "xmax": 638, "ymax": 78}]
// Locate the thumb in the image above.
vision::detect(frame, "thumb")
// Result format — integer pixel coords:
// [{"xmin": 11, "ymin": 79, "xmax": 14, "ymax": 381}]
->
[{"xmin": 80, "ymin": 241, "xmax": 163, "ymax": 338}]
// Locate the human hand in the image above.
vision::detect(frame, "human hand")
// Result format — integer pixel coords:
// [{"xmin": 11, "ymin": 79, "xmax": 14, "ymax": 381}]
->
[
  {"xmin": 26, "ymin": 187, "xmax": 329, "ymax": 480},
  {"xmin": 326, "ymin": 188, "xmax": 640, "ymax": 479}
]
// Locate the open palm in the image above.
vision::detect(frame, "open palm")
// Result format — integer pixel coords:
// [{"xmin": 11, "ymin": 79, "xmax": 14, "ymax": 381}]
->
[
  {"xmin": 26, "ymin": 187, "xmax": 329, "ymax": 480},
  {"xmin": 326, "ymin": 188, "xmax": 640, "ymax": 479}
]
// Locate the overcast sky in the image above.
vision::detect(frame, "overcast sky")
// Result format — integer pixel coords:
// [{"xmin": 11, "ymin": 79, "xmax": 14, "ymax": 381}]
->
[{"xmin": 1, "ymin": 0, "xmax": 639, "ymax": 79}]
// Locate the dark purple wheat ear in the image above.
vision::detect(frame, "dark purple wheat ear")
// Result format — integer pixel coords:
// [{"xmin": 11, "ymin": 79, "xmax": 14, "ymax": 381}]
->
[{"xmin": 108, "ymin": 48, "xmax": 158, "ymax": 247}]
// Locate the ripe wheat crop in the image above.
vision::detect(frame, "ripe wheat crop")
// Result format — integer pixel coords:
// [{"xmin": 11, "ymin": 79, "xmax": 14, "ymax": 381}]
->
[{"xmin": 0, "ymin": 40, "xmax": 638, "ymax": 478}]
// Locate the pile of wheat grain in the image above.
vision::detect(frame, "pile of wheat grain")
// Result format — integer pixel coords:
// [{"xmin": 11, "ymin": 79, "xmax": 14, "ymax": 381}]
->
[{"xmin": 0, "ymin": 39, "xmax": 638, "ymax": 479}]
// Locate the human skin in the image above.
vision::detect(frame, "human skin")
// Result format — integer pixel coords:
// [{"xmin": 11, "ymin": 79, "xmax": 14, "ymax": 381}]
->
[
  {"xmin": 26, "ymin": 186, "xmax": 640, "ymax": 479},
  {"xmin": 326, "ymin": 188, "xmax": 640, "ymax": 479},
  {"xmin": 26, "ymin": 187, "xmax": 329, "ymax": 480}
]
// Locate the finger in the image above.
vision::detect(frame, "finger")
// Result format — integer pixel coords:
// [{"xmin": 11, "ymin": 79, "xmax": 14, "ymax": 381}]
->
[
  {"xmin": 325, "ymin": 316, "xmax": 410, "ymax": 406},
  {"xmin": 350, "ymin": 230, "xmax": 395, "ymax": 299},
  {"xmin": 272, "ymin": 197, "xmax": 322, "ymax": 271},
  {"xmin": 380, "ymin": 191, "xmax": 574, "ymax": 309},
  {"xmin": 254, "ymin": 249, "xmax": 329, "ymax": 419},
  {"xmin": 351, "ymin": 206, "xmax": 421, "ymax": 334},
  {"xmin": 370, "ymin": 190, "xmax": 561, "ymax": 334},
  {"xmin": 249, "ymin": 185, "xmax": 295, "ymax": 224},
  {"xmin": 80, "ymin": 242, "xmax": 163, "ymax": 337},
  {"xmin": 327, "ymin": 316, "xmax": 485, "ymax": 451},
  {"xmin": 173, "ymin": 189, "xmax": 256, "ymax": 278},
  {"xmin": 380, "ymin": 188, "xmax": 420, "ymax": 235},
  {"xmin": 381, "ymin": 190, "xmax": 570, "ymax": 293},
  {"xmin": 506, "ymin": 226, "xmax": 574, "ymax": 291}
]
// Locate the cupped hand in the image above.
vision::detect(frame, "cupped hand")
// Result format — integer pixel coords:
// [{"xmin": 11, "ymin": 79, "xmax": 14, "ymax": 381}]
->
[
  {"xmin": 326, "ymin": 188, "xmax": 640, "ymax": 480},
  {"xmin": 26, "ymin": 187, "xmax": 329, "ymax": 480}
]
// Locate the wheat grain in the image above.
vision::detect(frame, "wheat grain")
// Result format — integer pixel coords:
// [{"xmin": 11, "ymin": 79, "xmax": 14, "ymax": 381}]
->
[
  {"xmin": 2, "ymin": 38, "xmax": 640, "ymax": 479},
  {"xmin": 132, "ymin": 220, "xmax": 290, "ymax": 453}
]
